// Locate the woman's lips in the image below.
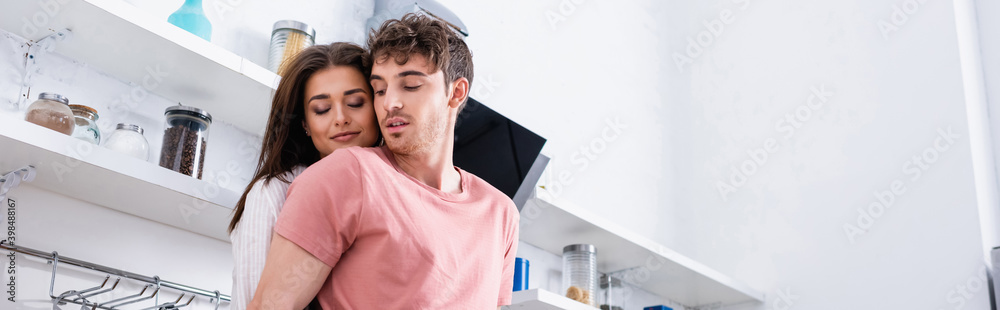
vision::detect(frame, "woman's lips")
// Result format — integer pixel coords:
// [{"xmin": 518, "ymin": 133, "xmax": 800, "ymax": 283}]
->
[{"xmin": 331, "ymin": 131, "xmax": 360, "ymax": 142}]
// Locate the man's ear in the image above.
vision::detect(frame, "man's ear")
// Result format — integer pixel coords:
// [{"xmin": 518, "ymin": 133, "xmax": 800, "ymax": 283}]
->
[{"xmin": 448, "ymin": 77, "xmax": 470, "ymax": 109}]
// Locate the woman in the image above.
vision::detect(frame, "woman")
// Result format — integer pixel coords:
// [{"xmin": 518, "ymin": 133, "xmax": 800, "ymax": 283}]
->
[{"xmin": 228, "ymin": 42, "xmax": 380, "ymax": 310}]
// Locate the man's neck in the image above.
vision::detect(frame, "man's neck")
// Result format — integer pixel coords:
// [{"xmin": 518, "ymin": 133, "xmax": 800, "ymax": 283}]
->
[{"xmin": 392, "ymin": 140, "xmax": 462, "ymax": 194}]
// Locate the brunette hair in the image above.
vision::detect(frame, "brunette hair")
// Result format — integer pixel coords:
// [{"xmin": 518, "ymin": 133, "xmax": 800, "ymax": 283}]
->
[
  {"xmin": 367, "ymin": 13, "xmax": 474, "ymax": 110},
  {"xmin": 228, "ymin": 42, "xmax": 373, "ymax": 233}
]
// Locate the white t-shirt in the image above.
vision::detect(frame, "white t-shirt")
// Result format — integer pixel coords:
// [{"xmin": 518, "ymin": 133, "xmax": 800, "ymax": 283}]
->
[{"xmin": 229, "ymin": 165, "xmax": 306, "ymax": 310}]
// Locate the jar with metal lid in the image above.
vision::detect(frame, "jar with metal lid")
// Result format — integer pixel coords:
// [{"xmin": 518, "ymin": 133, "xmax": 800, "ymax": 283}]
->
[
  {"xmin": 159, "ymin": 105, "xmax": 211, "ymax": 179},
  {"xmin": 24, "ymin": 92, "xmax": 74, "ymax": 135},
  {"xmin": 268, "ymin": 20, "xmax": 315, "ymax": 74},
  {"xmin": 563, "ymin": 244, "xmax": 598, "ymax": 307},
  {"xmin": 69, "ymin": 104, "xmax": 101, "ymax": 144},
  {"xmin": 599, "ymin": 274, "xmax": 625, "ymax": 310},
  {"xmin": 105, "ymin": 123, "xmax": 149, "ymax": 161}
]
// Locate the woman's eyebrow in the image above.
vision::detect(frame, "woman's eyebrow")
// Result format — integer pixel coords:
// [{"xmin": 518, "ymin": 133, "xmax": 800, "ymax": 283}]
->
[
  {"xmin": 307, "ymin": 94, "xmax": 330, "ymax": 103},
  {"xmin": 343, "ymin": 88, "xmax": 366, "ymax": 96}
]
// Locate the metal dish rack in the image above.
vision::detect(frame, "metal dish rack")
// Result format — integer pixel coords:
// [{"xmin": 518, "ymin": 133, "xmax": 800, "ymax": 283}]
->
[{"xmin": 0, "ymin": 241, "xmax": 230, "ymax": 309}]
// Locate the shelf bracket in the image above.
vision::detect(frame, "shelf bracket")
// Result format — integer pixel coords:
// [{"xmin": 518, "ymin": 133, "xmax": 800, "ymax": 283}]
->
[
  {"xmin": 23, "ymin": 28, "xmax": 71, "ymax": 90},
  {"xmin": 27, "ymin": 28, "xmax": 71, "ymax": 53},
  {"xmin": 0, "ymin": 165, "xmax": 36, "ymax": 201}
]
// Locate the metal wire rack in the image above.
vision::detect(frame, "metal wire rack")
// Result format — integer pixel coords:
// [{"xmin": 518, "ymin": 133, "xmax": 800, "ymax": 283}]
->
[{"xmin": 0, "ymin": 241, "xmax": 230, "ymax": 309}]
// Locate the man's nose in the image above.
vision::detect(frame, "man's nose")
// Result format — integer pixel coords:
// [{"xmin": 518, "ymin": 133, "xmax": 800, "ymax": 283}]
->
[{"xmin": 383, "ymin": 88, "xmax": 403, "ymax": 112}]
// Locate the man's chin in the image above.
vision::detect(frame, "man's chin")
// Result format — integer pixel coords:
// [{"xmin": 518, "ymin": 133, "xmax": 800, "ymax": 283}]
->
[{"xmin": 385, "ymin": 139, "xmax": 416, "ymax": 155}]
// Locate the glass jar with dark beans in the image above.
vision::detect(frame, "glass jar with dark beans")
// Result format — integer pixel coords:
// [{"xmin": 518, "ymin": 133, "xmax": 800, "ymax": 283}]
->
[{"xmin": 159, "ymin": 105, "xmax": 212, "ymax": 179}]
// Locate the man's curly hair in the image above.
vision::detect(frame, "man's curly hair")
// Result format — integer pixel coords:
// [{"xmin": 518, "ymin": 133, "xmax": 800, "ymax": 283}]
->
[{"xmin": 367, "ymin": 13, "xmax": 474, "ymax": 110}]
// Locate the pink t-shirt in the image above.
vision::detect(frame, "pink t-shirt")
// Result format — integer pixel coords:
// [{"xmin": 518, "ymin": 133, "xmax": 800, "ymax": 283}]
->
[{"xmin": 275, "ymin": 146, "xmax": 519, "ymax": 309}]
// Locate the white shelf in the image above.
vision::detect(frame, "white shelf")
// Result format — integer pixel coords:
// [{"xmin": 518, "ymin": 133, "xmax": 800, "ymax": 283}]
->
[
  {"xmin": 510, "ymin": 289, "xmax": 598, "ymax": 310},
  {"xmin": 0, "ymin": 114, "xmax": 238, "ymax": 241},
  {"xmin": 0, "ymin": 0, "xmax": 278, "ymax": 135},
  {"xmin": 520, "ymin": 190, "xmax": 765, "ymax": 307}
]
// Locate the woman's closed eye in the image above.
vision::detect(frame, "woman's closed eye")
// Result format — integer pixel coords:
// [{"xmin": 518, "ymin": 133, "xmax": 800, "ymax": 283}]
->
[{"xmin": 314, "ymin": 107, "xmax": 330, "ymax": 115}]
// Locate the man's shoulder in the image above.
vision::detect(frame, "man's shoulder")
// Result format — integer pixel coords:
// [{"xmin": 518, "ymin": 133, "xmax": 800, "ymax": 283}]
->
[{"xmin": 461, "ymin": 170, "xmax": 519, "ymax": 215}]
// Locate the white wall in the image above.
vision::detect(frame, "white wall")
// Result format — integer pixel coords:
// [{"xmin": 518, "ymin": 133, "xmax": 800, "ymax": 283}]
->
[
  {"xmin": 0, "ymin": 31, "xmax": 26, "ymax": 112},
  {"xmin": 664, "ymin": 0, "xmax": 988, "ymax": 309},
  {"xmin": 441, "ymin": 0, "xmax": 992, "ymax": 309}
]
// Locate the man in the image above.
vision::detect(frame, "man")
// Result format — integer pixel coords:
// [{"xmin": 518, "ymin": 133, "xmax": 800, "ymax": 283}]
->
[{"xmin": 248, "ymin": 13, "xmax": 519, "ymax": 310}]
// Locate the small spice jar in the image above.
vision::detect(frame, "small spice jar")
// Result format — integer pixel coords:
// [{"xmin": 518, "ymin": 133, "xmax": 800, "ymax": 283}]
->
[
  {"xmin": 104, "ymin": 123, "xmax": 149, "ymax": 161},
  {"xmin": 268, "ymin": 20, "xmax": 315, "ymax": 74},
  {"xmin": 69, "ymin": 104, "xmax": 101, "ymax": 144},
  {"xmin": 159, "ymin": 105, "xmax": 211, "ymax": 179},
  {"xmin": 24, "ymin": 92, "xmax": 74, "ymax": 135},
  {"xmin": 563, "ymin": 244, "xmax": 598, "ymax": 307}
]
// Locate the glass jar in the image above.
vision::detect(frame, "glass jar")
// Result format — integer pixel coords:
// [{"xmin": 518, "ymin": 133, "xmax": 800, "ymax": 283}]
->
[
  {"xmin": 24, "ymin": 92, "xmax": 74, "ymax": 135},
  {"xmin": 105, "ymin": 123, "xmax": 149, "ymax": 161},
  {"xmin": 600, "ymin": 274, "xmax": 625, "ymax": 310},
  {"xmin": 159, "ymin": 105, "xmax": 211, "ymax": 179},
  {"xmin": 69, "ymin": 104, "xmax": 101, "ymax": 144},
  {"xmin": 563, "ymin": 244, "xmax": 598, "ymax": 307},
  {"xmin": 268, "ymin": 20, "xmax": 315, "ymax": 74}
]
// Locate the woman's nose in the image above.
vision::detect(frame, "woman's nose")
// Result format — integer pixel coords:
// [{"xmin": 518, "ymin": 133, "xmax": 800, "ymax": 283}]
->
[{"xmin": 333, "ymin": 104, "xmax": 349, "ymax": 126}]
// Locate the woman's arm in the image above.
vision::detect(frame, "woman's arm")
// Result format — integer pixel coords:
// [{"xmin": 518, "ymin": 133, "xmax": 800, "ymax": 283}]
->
[
  {"xmin": 231, "ymin": 179, "xmax": 286, "ymax": 310},
  {"xmin": 248, "ymin": 233, "xmax": 331, "ymax": 310}
]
